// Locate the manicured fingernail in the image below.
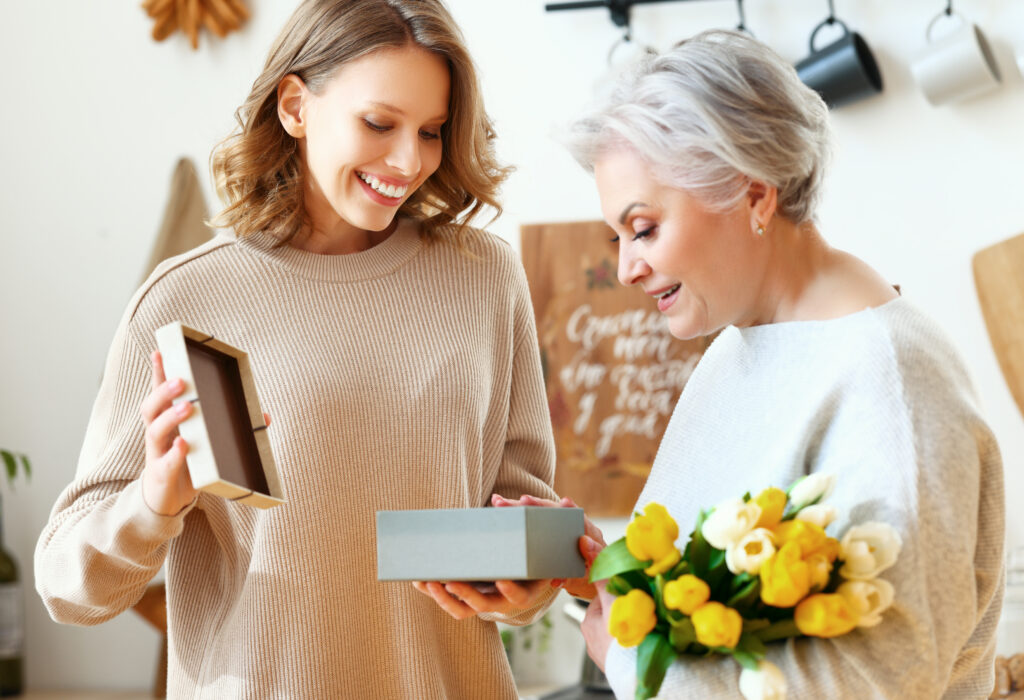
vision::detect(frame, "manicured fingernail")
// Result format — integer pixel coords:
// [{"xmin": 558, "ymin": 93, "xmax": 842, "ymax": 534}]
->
[{"xmin": 176, "ymin": 401, "xmax": 191, "ymax": 415}]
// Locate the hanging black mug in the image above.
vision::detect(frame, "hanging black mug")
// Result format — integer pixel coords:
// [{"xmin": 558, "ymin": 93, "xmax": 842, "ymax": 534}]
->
[{"xmin": 795, "ymin": 18, "xmax": 883, "ymax": 109}]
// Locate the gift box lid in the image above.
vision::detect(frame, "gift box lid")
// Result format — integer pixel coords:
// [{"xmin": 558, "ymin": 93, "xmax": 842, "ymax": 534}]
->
[{"xmin": 154, "ymin": 321, "xmax": 285, "ymax": 509}]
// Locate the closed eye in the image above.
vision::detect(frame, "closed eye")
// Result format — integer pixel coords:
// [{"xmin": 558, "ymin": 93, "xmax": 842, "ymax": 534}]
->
[
  {"xmin": 632, "ymin": 226, "xmax": 656, "ymax": 241},
  {"xmin": 363, "ymin": 118, "xmax": 390, "ymax": 133}
]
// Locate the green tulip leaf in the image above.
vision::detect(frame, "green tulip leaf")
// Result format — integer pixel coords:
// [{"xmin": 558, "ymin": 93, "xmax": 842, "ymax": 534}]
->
[
  {"xmin": 685, "ymin": 511, "xmax": 711, "ymax": 577},
  {"xmin": 590, "ymin": 538, "xmax": 647, "ymax": 583},
  {"xmin": 636, "ymin": 632, "xmax": 675, "ymax": 700},
  {"xmin": 754, "ymin": 618, "xmax": 802, "ymax": 643},
  {"xmin": 668, "ymin": 618, "xmax": 696, "ymax": 652},
  {"xmin": 726, "ymin": 576, "xmax": 761, "ymax": 609}
]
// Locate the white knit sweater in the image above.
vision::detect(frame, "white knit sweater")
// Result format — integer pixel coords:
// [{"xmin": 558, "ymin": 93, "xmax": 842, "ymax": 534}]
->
[{"xmin": 605, "ymin": 297, "xmax": 1004, "ymax": 699}]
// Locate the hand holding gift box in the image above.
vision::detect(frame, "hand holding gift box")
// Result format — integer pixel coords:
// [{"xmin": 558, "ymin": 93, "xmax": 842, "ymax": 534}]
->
[{"xmin": 380, "ymin": 495, "xmax": 591, "ymax": 619}]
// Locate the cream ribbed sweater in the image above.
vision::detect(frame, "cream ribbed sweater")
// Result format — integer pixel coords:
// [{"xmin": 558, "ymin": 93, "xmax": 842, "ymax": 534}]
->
[
  {"xmin": 605, "ymin": 298, "xmax": 1005, "ymax": 699},
  {"xmin": 35, "ymin": 218, "xmax": 559, "ymax": 699}
]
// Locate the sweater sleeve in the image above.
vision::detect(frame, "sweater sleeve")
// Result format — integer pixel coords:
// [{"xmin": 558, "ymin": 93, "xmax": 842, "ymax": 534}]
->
[
  {"xmin": 481, "ymin": 258, "xmax": 560, "ymax": 626},
  {"xmin": 605, "ymin": 319, "xmax": 1004, "ymax": 698},
  {"xmin": 491, "ymin": 258, "xmax": 557, "ymax": 505},
  {"xmin": 34, "ymin": 312, "xmax": 194, "ymax": 626}
]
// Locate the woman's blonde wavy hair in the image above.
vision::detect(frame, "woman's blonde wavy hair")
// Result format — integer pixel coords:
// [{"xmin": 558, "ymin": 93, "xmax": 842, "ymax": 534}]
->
[{"xmin": 210, "ymin": 0, "xmax": 509, "ymax": 244}]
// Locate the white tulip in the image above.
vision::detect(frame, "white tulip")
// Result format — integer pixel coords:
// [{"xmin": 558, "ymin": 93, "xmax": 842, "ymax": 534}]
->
[
  {"xmin": 839, "ymin": 522, "xmax": 902, "ymax": 580},
  {"xmin": 726, "ymin": 528, "xmax": 777, "ymax": 575},
  {"xmin": 788, "ymin": 473, "xmax": 836, "ymax": 508},
  {"xmin": 837, "ymin": 578, "xmax": 895, "ymax": 627},
  {"xmin": 701, "ymin": 499, "xmax": 762, "ymax": 551},
  {"xmin": 738, "ymin": 659, "xmax": 787, "ymax": 700},
  {"xmin": 795, "ymin": 504, "xmax": 838, "ymax": 529}
]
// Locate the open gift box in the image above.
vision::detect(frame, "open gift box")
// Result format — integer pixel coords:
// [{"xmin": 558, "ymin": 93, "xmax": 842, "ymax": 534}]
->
[
  {"xmin": 376, "ymin": 506, "xmax": 586, "ymax": 581},
  {"xmin": 155, "ymin": 321, "xmax": 285, "ymax": 509}
]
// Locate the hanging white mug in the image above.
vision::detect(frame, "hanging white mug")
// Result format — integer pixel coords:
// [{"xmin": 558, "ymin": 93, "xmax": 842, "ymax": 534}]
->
[{"xmin": 910, "ymin": 11, "xmax": 1001, "ymax": 106}]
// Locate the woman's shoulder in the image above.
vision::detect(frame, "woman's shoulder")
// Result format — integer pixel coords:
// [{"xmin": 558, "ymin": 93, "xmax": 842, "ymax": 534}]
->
[
  {"xmin": 434, "ymin": 222, "xmax": 516, "ymax": 259},
  {"xmin": 428, "ymin": 223, "xmax": 525, "ymax": 282},
  {"xmin": 124, "ymin": 233, "xmax": 241, "ymax": 330},
  {"xmin": 871, "ymin": 297, "xmax": 979, "ymax": 403}
]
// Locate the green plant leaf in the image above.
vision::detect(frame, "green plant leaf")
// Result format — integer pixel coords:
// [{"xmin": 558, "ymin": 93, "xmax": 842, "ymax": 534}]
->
[
  {"xmin": 667, "ymin": 559, "xmax": 690, "ymax": 580},
  {"xmin": 685, "ymin": 511, "xmax": 711, "ymax": 577},
  {"xmin": 736, "ymin": 632, "xmax": 767, "ymax": 657},
  {"xmin": 741, "ymin": 618, "xmax": 771, "ymax": 634},
  {"xmin": 731, "ymin": 648, "xmax": 761, "ymax": 670},
  {"xmin": 1, "ymin": 451, "xmax": 15, "ymax": 483},
  {"xmin": 606, "ymin": 575, "xmax": 635, "ymax": 597},
  {"xmin": 754, "ymin": 618, "xmax": 802, "ymax": 643},
  {"xmin": 726, "ymin": 576, "xmax": 761, "ymax": 610},
  {"xmin": 19, "ymin": 455, "xmax": 30, "ymax": 480},
  {"xmin": 668, "ymin": 617, "xmax": 696, "ymax": 651},
  {"xmin": 635, "ymin": 633, "xmax": 676, "ymax": 700},
  {"xmin": 590, "ymin": 538, "xmax": 647, "ymax": 583}
]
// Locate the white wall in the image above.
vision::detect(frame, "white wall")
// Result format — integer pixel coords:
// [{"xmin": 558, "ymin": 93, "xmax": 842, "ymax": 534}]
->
[{"xmin": 1, "ymin": 0, "xmax": 1021, "ymax": 690}]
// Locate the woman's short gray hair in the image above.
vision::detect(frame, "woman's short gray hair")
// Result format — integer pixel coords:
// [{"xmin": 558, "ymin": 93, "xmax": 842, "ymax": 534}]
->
[{"xmin": 567, "ymin": 30, "xmax": 833, "ymax": 225}]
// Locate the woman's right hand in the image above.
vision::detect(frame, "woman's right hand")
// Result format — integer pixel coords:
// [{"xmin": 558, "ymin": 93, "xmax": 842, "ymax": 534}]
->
[
  {"xmin": 492, "ymin": 493, "xmax": 606, "ymax": 600},
  {"xmin": 139, "ymin": 351, "xmax": 198, "ymax": 516}
]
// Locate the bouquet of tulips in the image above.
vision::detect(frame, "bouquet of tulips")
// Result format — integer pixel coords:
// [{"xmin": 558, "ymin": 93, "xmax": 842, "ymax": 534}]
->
[{"xmin": 590, "ymin": 474, "xmax": 902, "ymax": 700}]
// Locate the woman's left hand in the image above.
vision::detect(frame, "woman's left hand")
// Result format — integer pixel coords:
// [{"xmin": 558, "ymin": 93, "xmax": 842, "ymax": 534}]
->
[
  {"xmin": 411, "ymin": 579, "xmax": 552, "ymax": 620},
  {"xmin": 581, "ymin": 583, "xmax": 615, "ymax": 671}
]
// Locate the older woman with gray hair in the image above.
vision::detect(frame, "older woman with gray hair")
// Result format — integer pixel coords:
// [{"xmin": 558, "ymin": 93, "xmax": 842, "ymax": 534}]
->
[{"xmin": 558, "ymin": 29, "xmax": 1003, "ymax": 698}]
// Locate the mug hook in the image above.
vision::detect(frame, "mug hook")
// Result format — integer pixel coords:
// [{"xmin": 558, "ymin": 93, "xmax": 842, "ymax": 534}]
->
[
  {"xmin": 735, "ymin": 0, "xmax": 754, "ymax": 36},
  {"xmin": 925, "ymin": 4, "xmax": 965, "ymax": 43},
  {"xmin": 607, "ymin": 28, "xmax": 632, "ymax": 66},
  {"xmin": 809, "ymin": 14, "xmax": 849, "ymax": 54}
]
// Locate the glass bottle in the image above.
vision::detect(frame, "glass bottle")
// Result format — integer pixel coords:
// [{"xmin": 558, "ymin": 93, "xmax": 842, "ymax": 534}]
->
[{"xmin": 0, "ymin": 493, "xmax": 23, "ymax": 697}]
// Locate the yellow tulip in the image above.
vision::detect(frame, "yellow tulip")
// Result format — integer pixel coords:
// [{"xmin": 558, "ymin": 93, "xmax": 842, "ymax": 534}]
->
[
  {"xmin": 773, "ymin": 519, "xmax": 828, "ymax": 559},
  {"xmin": 691, "ymin": 601, "xmax": 743, "ymax": 649},
  {"xmin": 626, "ymin": 503, "xmax": 681, "ymax": 577},
  {"xmin": 754, "ymin": 487, "xmax": 787, "ymax": 529},
  {"xmin": 663, "ymin": 574, "xmax": 710, "ymax": 615},
  {"xmin": 806, "ymin": 553, "xmax": 832, "ymax": 591},
  {"xmin": 760, "ymin": 541, "xmax": 811, "ymax": 608},
  {"xmin": 608, "ymin": 589, "xmax": 657, "ymax": 647},
  {"xmin": 794, "ymin": 593, "xmax": 859, "ymax": 637},
  {"xmin": 819, "ymin": 537, "xmax": 841, "ymax": 564}
]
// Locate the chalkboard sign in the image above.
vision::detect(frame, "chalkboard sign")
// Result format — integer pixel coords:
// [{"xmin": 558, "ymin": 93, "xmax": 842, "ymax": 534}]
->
[{"xmin": 521, "ymin": 221, "xmax": 710, "ymax": 517}]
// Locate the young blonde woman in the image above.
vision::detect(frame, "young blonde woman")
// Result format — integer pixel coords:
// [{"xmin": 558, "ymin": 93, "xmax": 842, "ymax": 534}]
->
[{"xmin": 35, "ymin": 1, "xmax": 558, "ymax": 696}]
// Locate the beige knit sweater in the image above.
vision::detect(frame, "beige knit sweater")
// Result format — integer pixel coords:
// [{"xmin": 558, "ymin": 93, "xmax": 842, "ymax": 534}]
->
[{"xmin": 35, "ymin": 218, "xmax": 559, "ymax": 699}]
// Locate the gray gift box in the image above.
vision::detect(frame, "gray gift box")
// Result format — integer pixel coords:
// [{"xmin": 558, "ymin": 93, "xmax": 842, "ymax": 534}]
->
[{"xmin": 376, "ymin": 506, "xmax": 586, "ymax": 581}]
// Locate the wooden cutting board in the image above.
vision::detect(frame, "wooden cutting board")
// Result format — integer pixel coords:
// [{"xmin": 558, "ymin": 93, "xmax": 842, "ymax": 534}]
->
[
  {"xmin": 973, "ymin": 232, "xmax": 1024, "ymax": 420},
  {"xmin": 521, "ymin": 221, "xmax": 711, "ymax": 517}
]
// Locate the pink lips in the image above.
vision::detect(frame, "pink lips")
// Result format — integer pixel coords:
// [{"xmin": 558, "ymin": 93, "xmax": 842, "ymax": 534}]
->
[
  {"xmin": 356, "ymin": 173, "xmax": 404, "ymax": 206},
  {"xmin": 655, "ymin": 285, "xmax": 680, "ymax": 313}
]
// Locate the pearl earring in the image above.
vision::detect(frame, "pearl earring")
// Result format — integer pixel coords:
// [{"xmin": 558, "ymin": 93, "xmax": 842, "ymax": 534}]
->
[{"xmin": 756, "ymin": 225, "xmax": 765, "ymax": 236}]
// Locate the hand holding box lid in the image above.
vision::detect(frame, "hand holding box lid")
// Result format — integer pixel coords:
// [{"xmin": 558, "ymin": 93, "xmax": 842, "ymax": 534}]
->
[{"xmin": 154, "ymin": 322, "xmax": 285, "ymax": 509}]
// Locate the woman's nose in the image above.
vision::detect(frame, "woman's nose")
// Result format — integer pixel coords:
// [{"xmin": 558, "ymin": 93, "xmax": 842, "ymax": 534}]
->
[
  {"xmin": 385, "ymin": 131, "xmax": 422, "ymax": 177},
  {"xmin": 618, "ymin": 244, "xmax": 651, "ymax": 286}
]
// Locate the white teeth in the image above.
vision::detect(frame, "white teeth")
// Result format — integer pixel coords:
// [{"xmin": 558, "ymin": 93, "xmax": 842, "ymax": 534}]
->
[
  {"xmin": 656, "ymin": 285, "xmax": 680, "ymax": 299},
  {"xmin": 358, "ymin": 172, "xmax": 407, "ymax": 199}
]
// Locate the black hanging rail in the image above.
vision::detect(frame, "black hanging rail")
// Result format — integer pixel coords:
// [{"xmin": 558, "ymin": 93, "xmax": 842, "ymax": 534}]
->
[{"xmin": 545, "ymin": 0, "xmax": 694, "ymax": 28}]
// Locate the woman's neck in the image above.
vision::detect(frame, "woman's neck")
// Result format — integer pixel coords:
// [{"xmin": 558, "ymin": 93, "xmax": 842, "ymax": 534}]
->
[
  {"xmin": 758, "ymin": 220, "xmax": 897, "ymax": 324},
  {"xmin": 289, "ymin": 217, "xmax": 399, "ymax": 255}
]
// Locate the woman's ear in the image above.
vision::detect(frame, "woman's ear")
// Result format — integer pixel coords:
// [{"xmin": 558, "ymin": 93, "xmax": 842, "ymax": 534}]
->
[
  {"xmin": 277, "ymin": 74, "xmax": 309, "ymax": 138},
  {"xmin": 746, "ymin": 180, "xmax": 779, "ymax": 233}
]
